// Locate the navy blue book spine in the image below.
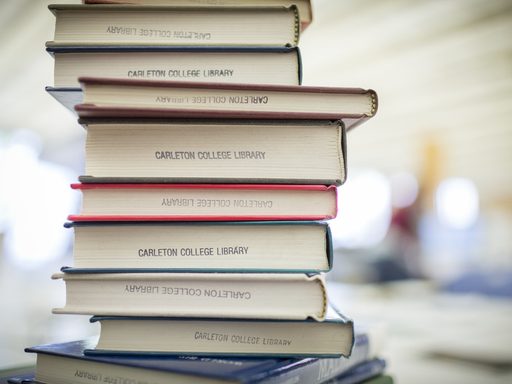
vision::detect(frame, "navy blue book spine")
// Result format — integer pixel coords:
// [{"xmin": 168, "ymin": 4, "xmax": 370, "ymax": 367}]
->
[
  {"xmin": 324, "ymin": 358, "xmax": 386, "ymax": 384},
  {"xmin": 22, "ymin": 333, "xmax": 369, "ymax": 384},
  {"xmin": 251, "ymin": 334, "xmax": 370, "ymax": 383}
]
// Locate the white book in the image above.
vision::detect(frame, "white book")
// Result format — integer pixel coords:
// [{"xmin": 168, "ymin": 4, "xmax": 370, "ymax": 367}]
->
[
  {"xmin": 88, "ymin": 306, "xmax": 353, "ymax": 357},
  {"xmin": 52, "ymin": 272, "xmax": 328, "ymax": 320},
  {"xmin": 48, "ymin": 4, "xmax": 300, "ymax": 47}
]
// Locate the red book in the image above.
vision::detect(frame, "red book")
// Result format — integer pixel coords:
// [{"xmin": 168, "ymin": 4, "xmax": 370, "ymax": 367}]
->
[{"xmin": 69, "ymin": 183, "xmax": 338, "ymax": 222}]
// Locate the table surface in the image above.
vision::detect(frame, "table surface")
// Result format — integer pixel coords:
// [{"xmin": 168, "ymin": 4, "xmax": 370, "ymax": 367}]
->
[{"xmin": 327, "ymin": 280, "xmax": 512, "ymax": 384}]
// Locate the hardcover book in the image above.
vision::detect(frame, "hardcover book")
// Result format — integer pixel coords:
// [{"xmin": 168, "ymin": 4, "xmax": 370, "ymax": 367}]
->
[
  {"xmin": 47, "ymin": 4, "xmax": 300, "ymax": 47},
  {"xmin": 52, "ymin": 271, "xmax": 328, "ymax": 320},
  {"xmin": 22, "ymin": 332, "xmax": 377, "ymax": 384},
  {"xmin": 47, "ymin": 45, "xmax": 302, "ymax": 87},
  {"xmin": 69, "ymin": 183, "xmax": 338, "ymax": 222},
  {"xmin": 87, "ymin": 306, "xmax": 353, "ymax": 357},
  {"xmin": 82, "ymin": 0, "xmax": 314, "ymax": 31},
  {"xmin": 75, "ymin": 118, "xmax": 346, "ymax": 185},
  {"xmin": 68, "ymin": 77, "xmax": 377, "ymax": 130},
  {"xmin": 325, "ymin": 361, "xmax": 388, "ymax": 384},
  {"xmin": 63, "ymin": 221, "xmax": 333, "ymax": 272}
]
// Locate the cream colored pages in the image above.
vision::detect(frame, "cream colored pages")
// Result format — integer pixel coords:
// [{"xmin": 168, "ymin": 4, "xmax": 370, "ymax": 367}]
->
[
  {"xmin": 97, "ymin": 319, "xmax": 351, "ymax": 355},
  {"xmin": 51, "ymin": 6, "xmax": 298, "ymax": 46},
  {"xmin": 54, "ymin": 50, "xmax": 299, "ymax": 87},
  {"xmin": 84, "ymin": 122, "xmax": 344, "ymax": 181},
  {"xmin": 70, "ymin": 223, "xmax": 329, "ymax": 270},
  {"xmin": 83, "ymin": 83, "xmax": 374, "ymax": 115},
  {"xmin": 52, "ymin": 273, "xmax": 328, "ymax": 320},
  {"xmin": 79, "ymin": 186, "xmax": 336, "ymax": 218},
  {"xmin": 37, "ymin": 355, "xmax": 227, "ymax": 384}
]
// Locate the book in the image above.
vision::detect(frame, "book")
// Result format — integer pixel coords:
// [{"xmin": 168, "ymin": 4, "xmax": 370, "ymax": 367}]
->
[
  {"xmin": 3, "ymin": 360, "xmax": 388, "ymax": 384},
  {"xmin": 4, "ymin": 362, "xmax": 387, "ymax": 384},
  {"xmin": 4, "ymin": 364, "xmax": 388, "ymax": 384},
  {"xmin": 63, "ymin": 221, "xmax": 332, "ymax": 272},
  {"xmin": 47, "ymin": 4, "xmax": 300, "ymax": 47},
  {"xmin": 82, "ymin": 0, "xmax": 313, "ymax": 31},
  {"xmin": 22, "ymin": 332, "xmax": 376, "ymax": 384},
  {"xmin": 75, "ymin": 118, "xmax": 346, "ymax": 185},
  {"xmin": 69, "ymin": 183, "xmax": 338, "ymax": 222},
  {"xmin": 47, "ymin": 45, "xmax": 302, "ymax": 88},
  {"xmin": 3, "ymin": 364, "xmax": 388, "ymax": 384},
  {"xmin": 52, "ymin": 271, "xmax": 328, "ymax": 319},
  {"xmin": 87, "ymin": 306, "xmax": 353, "ymax": 357},
  {"xmin": 348, "ymin": 375, "xmax": 393, "ymax": 384},
  {"xmin": 0, "ymin": 368, "xmax": 34, "ymax": 384},
  {"xmin": 69, "ymin": 78, "xmax": 378, "ymax": 130},
  {"xmin": 324, "ymin": 360, "xmax": 387, "ymax": 384}
]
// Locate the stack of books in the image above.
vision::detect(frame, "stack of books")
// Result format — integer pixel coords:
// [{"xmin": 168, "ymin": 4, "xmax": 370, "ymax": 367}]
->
[{"xmin": 12, "ymin": 1, "xmax": 390, "ymax": 384}]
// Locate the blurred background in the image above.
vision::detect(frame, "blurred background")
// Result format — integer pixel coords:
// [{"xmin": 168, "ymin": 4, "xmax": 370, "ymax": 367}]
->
[{"xmin": 1, "ymin": 0, "xmax": 511, "ymax": 382}]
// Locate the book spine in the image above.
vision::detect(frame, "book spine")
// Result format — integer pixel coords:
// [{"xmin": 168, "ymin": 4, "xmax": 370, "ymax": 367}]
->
[
  {"xmin": 339, "ymin": 121, "xmax": 347, "ymax": 185},
  {"xmin": 326, "ymin": 359, "xmax": 387, "ymax": 384},
  {"xmin": 326, "ymin": 225, "xmax": 334, "ymax": 271},
  {"xmin": 291, "ymin": 5, "xmax": 300, "ymax": 46},
  {"xmin": 6, "ymin": 376, "xmax": 35, "ymax": 384},
  {"xmin": 296, "ymin": 46, "xmax": 303, "ymax": 85}
]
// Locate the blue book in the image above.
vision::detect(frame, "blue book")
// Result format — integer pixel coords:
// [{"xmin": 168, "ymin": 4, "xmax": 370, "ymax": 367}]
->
[
  {"xmin": 324, "ymin": 359, "xmax": 387, "ymax": 384},
  {"xmin": 20, "ymin": 333, "xmax": 374, "ymax": 384},
  {"xmin": 4, "ymin": 360, "xmax": 386, "ymax": 384},
  {"xmin": 85, "ymin": 305, "xmax": 353, "ymax": 358}
]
